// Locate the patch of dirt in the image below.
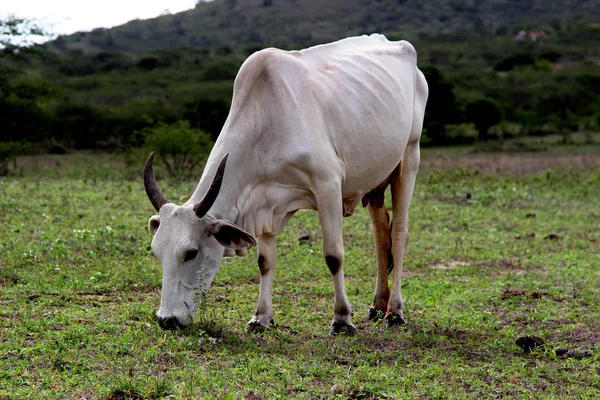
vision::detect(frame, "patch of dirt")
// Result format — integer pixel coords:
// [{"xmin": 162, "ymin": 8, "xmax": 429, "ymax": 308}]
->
[
  {"xmin": 421, "ymin": 152, "xmax": 600, "ymax": 175},
  {"xmin": 515, "ymin": 232, "xmax": 536, "ymax": 240},
  {"xmin": 452, "ymin": 193, "xmax": 472, "ymax": 205},
  {"xmin": 245, "ymin": 391, "xmax": 262, "ymax": 400},
  {"xmin": 70, "ymin": 391, "xmax": 97, "ymax": 400},
  {"xmin": 500, "ymin": 288, "xmax": 558, "ymax": 302},
  {"xmin": 435, "ymin": 326, "xmax": 474, "ymax": 341},
  {"xmin": 544, "ymin": 233, "xmax": 562, "ymax": 241},
  {"xmin": 516, "ymin": 336, "xmax": 547, "ymax": 353},
  {"xmin": 500, "ymin": 288, "xmax": 528, "ymax": 299},
  {"xmin": 298, "ymin": 234, "xmax": 313, "ymax": 244},
  {"xmin": 106, "ymin": 389, "xmax": 145, "ymax": 400},
  {"xmin": 340, "ymin": 388, "xmax": 389, "ymax": 399},
  {"xmin": 514, "ymin": 325, "xmax": 598, "ymax": 359},
  {"xmin": 557, "ymin": 324, "xmax": 600, "ymax": 347},
  {"xmin": 275, "ymin": 290, "xmax": 299, "ymax": 300},
  {"xmin": 481, "ymin": 259, "xmax": 548, "ymax": 277},
  {"xmin": 430, "ymin": 261, "xmax": 468, "ymax": 270},
  {"xmin": 0, "ymin": 273, "xmax": 21, "ymax": 286}
]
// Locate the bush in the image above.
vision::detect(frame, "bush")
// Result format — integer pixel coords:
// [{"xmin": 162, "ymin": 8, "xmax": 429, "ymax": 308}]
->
[
  {"xmin": 494, "ymin": 53, "xmax": 535, "ymax": 72},
  {"xmin": 0, "ymin": 141, "xmax": 23, "ymax": 176},
  {"xmin": 137, "ymin": 120, "xmax": 213, "ymax": 178},
  {"xmin": 466, "ymin": 99, "xmax": 503, "ymax": 141},
  {"xmin": 420, "ymin": 66, "xmax": 460, "ymax": 144},
  {"xmin": 183, "ymin": 98, "xmax": 230, "ymax": 141},
  {"xmin": 137, "ymin": 55, "xmax": 159, "ymax": 70},
  {"xmin": 200, "ymin": 59, "xmax": 240, "ymax": 81}
]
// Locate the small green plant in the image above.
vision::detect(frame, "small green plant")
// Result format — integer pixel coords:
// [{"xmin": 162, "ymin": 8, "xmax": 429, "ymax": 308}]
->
[{"xmin": 137, "ymin": 120, "xmax": 214, "ymax": 178}]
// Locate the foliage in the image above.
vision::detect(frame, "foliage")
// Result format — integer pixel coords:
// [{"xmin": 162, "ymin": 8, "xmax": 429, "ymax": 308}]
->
[
  {"xmin": 0, "ymin": 72, "xmax": 55, "ymax": 143},
  {"xmin": 183, "ymin": 98, "xmax": 231, "ymax": 141},
  {"xmin": 46, "ymin": 0, "xmax": 600, "ymax": 54},
  {"xmin": 200, "ymin": 59, "xmax": 240, "ymax": 81},
  {"xmin": 1, "ymin": 17, "xmax": 54, "ymax": 146},
  {"xmin": 494, "ymin": 52, "xmax": 536, "ymax": 71},
  {"xmin": 466, "ymin": 99, "xmax": 503, "ymax": 140},
  {"xmin": 0, "ymin": 16, "xmax": 46, "ymax": 50},
  {"xmin": 2, "ymin": 4, "xmax": 600, "ymax": 149},
  {"xmin": 0, "ymin": 149, "xmax": 598, "ymax": 398},
  {"xmin": 138, "ymin": 120, "xmax": 214, "ymax": 178},
  {"xmin": 0, "ymin": 141, "xmax": 23, "ymax": 176},
  {"xmin": 420, "ymin": 66, "xmax": 460, "ymax": 144}
]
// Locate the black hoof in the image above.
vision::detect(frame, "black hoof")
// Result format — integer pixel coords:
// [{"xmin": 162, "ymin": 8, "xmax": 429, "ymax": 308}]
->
[
  {"xmin": 157, "ymin": 316, "xmax": 186, "ymax": 330},
  {"xmin": 368, "ymin": 307, "xmax": 385, "ymax": 322},
  {"xmin": 384, "ymin": 313, "xmax": 406, "ymax": 327},
  {"xmin": 246, "ymin": 318, "xmax": 273, "ymax": 333},
  {"xmin": 329, "ymin": 321, "xmax": 356, "ymax": 336}
]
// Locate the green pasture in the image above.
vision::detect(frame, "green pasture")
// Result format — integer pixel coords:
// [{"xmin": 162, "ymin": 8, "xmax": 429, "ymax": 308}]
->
[{"xmin": 0, "ymin": 148, "xmax": 599, "ymax": 399}]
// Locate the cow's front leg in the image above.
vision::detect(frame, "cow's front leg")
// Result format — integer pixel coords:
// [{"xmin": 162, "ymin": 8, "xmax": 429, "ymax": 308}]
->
[
  {"xmin": 317, "ymin": 184, "xmax": 356, "ymax": 336},
  {"xmin": 247, "ymin": 234, "xmax": 276, "ymax": 333}
]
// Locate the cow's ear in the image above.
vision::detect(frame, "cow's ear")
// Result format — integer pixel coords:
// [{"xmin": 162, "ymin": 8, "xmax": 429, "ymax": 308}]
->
[
  {"xmin": 148, "ymin": 215, "xmax": 160, "ymax": 236},
  {"xmin": 209, "ymin": 221, "xmax": 257, "ymax": 250}
]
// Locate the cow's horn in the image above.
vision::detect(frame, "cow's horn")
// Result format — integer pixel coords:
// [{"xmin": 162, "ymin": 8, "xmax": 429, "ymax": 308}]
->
[
  {"xmin": 143, "ymin": 152, "xmax": 169, "ymax": 212},
  {"xmin": 193, "ymin": 154, "xmax": 228, "ymax": 218}
]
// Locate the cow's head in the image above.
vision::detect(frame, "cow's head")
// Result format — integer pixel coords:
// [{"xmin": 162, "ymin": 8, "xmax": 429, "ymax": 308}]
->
[{"xmin": 144, "ymin": 152, "xmax": 256, "ymax": 330}]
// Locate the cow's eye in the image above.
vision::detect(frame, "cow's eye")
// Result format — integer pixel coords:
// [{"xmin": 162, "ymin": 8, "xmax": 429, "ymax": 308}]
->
[{"xmin": 184, "ymin": 249, "xmax": 198, "ymax": 262}]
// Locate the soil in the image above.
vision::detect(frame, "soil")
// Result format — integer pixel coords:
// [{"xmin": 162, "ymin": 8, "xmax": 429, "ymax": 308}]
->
[{"xmin": 421, "ymin": 152, "xmax": 600, "ymax": 175}]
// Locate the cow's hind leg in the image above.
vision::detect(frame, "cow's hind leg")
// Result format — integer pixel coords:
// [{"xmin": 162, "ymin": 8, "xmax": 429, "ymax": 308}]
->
[
  {"xmin": 316, "ymin": 182, "xmax": 355, "ymax": 336},
  {"xmin": 366, "ymin": 190, "xmax": 391, "ymax": 322},
  {"xmin": 247, "ymin": 234, "xmax": 276, "ymax": 332},
  {"xmin": 386, "ymin": 142, "xmax": 420, "ymax": 326}
]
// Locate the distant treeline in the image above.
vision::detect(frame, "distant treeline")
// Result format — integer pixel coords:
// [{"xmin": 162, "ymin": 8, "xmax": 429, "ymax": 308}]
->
[
  {"xmin": 1, "ymin": 22, "xmax": 600, "ymax": 155},
  {"xmin": 50, "ymin": 0, "xmax": 600, "ymax": 54}
]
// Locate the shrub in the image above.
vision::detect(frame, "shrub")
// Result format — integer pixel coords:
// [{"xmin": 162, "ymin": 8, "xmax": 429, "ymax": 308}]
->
[
  {"xmin": 0, "ymin": 141, "xmax": 23, "ymax": 176},
  {"xmin": 466, "ymin": 99, "xmax": 503, "ymax": 141},
  {"xmin": 183, "ymin": 98, "xmax": 230, "ymax": 141},
  {"xmin": 494, "ymin": 53, "xmax": 535, "ymax": 72},
  {"xmin": 137, "ymin": 120, "xmax": 213, "ymax": 178},
  {"xmin": 200, "ymin": 59, "xmax": 240, "ymax": 81},
  {"xmin": 420, "ymin": 66, "xmax": 460, "ymax": 144},
  {"xmin": 137, "ymin": 55, "xmax": 159, "ymax": 70}
]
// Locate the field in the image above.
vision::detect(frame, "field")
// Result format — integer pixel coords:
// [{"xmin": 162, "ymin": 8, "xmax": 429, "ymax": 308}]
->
[{"xmin": 1, "ymin": 147, "xmax": 599, "ymax": 399}]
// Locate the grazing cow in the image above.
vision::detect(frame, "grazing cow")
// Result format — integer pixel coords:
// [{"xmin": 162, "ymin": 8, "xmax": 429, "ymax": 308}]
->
[{"xmin": 144, "ymin": 34, "xmax": 428, "ymax": 335}]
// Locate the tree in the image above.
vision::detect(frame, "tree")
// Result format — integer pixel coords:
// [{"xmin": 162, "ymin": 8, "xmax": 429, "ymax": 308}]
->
[
  {"xmin": 466, "ymin": 99, "xmax": 503, "ymax": 141},
  {"xmin": 493, "ymin": 53, "xmax": 535, "ymax": 72},
  {"xmin": 184, "ymin": 98, "xmax": 230, "ymax": 141},
  {"xmin": 0, "ymin": 16, "xmax": 47, "ymax": 50},
  {"xmin": 138, "ymin": 121, "xmax": 214, "ymax": 178},
  {"xmin": 420, "ymin": 66, "xmax": 460, "ymax": 143},
  {"xmin": 1, "ymin": 16, "xmax": 53, "ymax": 143}
]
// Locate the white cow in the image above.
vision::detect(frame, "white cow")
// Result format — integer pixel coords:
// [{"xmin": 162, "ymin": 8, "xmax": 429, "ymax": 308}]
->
[{"xmin": 144, "ymin": 34, "xmax": 428, "ymax": 335}]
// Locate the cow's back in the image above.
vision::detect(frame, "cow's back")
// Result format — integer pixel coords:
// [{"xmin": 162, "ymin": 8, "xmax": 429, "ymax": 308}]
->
[
  {"xmin": 297, "ymin": 35, "xmax": 421, "ymax": 195},
  {"xmin": 226, "ymin": 34, "xmax": 424, "ymax": 205}
]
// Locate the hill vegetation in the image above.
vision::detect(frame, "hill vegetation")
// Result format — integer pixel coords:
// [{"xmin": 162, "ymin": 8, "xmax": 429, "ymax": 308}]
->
[
  {"xmin": 49, "ymin": 0, "xmax": 600, "ymax": 54},
  {"xmin": 1, "ymin": 0, "xmax": 600, "ymax": 170}
]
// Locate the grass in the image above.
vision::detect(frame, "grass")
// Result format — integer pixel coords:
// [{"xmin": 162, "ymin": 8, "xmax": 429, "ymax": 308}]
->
[{"xmin": 1, "ymin": 147, "xmax": 599, "ymax": 399}]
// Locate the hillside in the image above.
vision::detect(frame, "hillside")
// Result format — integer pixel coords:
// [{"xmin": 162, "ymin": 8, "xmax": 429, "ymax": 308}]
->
[
  {"xmin": 49, "ymin": 0, "xmax": 600, "ymax": 54},
  {"xmin": 2, "ymin": 0, "xmax": 599, "ymax": 154}
]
